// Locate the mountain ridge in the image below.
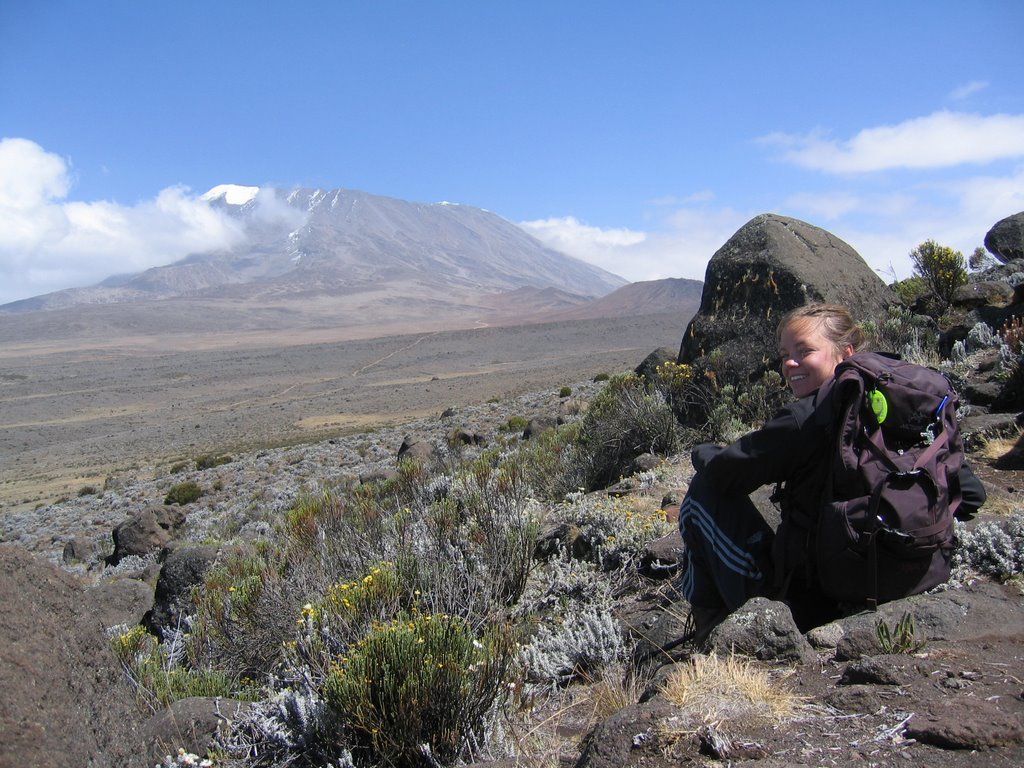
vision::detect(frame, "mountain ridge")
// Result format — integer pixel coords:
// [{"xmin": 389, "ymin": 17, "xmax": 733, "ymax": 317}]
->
[
  {"xmin": 0, "ymin": 186, "xmax": 702, "ymax": 349},
  {"xmin": 1, "ymin": 186, "xmax": 625, "ymax": 312}
]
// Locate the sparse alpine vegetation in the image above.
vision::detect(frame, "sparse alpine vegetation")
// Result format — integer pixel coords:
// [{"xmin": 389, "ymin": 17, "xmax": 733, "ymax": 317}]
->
[
  {"xmin": 105, "ymin": 316, "xmax": 1023, "ymax": 765},
  {"xmin": 108, "ymin": 376, "xmax": 686, "ymax": 766},
  {"xmin": 11, "ymin": 222, "xmax": 1024, "ymax": 768}
]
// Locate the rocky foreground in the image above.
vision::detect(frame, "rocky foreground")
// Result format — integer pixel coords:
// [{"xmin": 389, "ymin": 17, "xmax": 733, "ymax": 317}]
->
[
  {"xmin": 1, "ymin": 372, "xmax": 1022, "ymax": 768},
  {"xmin": 3, "ymin": 210, "xmax": 1024, "ymax": 767}
]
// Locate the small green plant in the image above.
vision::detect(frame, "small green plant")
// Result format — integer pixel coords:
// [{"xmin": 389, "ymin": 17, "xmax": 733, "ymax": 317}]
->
[
  {"xmin": 909, "ymin": 239, "xmax": 967, "ymax": 305},
  {"xmin": 323, "ymin": 613, "xmax": 517, "ymax": 766},
  {"xmin": 77, "ymin": 485, "xmax": 97, "ymax": 497},
  {"xmin": 890, "ymin": 275, "xmax": 930, "ymax": 306},
  {"xmin": 875, "ymin": 611, "xmax": 926, "ymax": 654},
  {"xmin": 501, "ymin": 415, "xmax": 529, "ymax": 433},
  {"xmin": 169, "ymin": 460, "xmax": 190, "ymax": 475},
  {"xmin": 111, "ymin": 626, "xmax": 255, "ymax": 711},
  {"xmin": 195, "ymin": 453, "xmax": 232, "ymax": 470},
  {"xmin": 164, "ymin": 481, "xmax": 202, "ymax": 505},
  {"xmin": 558, "ymin": 386, "xmax": 572, "ymax": 398},
  {"xmin": 593, "ymin": 372, "xmax": 610, "ymax": 382}
]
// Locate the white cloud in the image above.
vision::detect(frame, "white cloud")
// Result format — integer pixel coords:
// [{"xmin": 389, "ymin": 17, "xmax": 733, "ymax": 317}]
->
[
  {"xmin": 519, "ymin": 216, "xmax": 646, "ymax": 250},
  {"xmin": 950, "ymin": 80, "xmax": 989, "ymax": 100},
  {"xmin": 0, "ymin": 137, "xmax": 71, "ymax": 209},
  {"xmin": 760, "ymin": 111, "xmax": 1024, "ymax": 173},
  {"xmin": 782, "ymin": 190, "xmax": 922, "ymax": 223},
  {"xmin": 523, "ymin": 111, "xmax": 1024, "ymax": 289},
  {"xmin": 520, "ymin": 207, "xmax": 747, "ymax": 283},
  {"xmin": 0, "ymin": 137, "xmax": 250, "ymax": 305},
  {"xmin": 788, "ymin": 165, "xmax": 1024, "ymax": 281}
]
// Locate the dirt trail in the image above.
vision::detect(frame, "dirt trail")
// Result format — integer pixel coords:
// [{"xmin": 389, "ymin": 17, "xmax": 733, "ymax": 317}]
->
[{"xmin": 352, "ymin": 332, "xmax": 440, "ymax": 376}]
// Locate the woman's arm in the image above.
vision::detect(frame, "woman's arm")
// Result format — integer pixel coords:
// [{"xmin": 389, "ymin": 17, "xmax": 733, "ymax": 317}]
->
[{"xmin": 697, "ymin": 398, "xmax": 824, "ymax": 497}]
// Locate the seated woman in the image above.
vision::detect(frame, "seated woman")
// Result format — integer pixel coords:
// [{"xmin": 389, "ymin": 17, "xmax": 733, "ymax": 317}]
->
[{"xmin": 678, "ymin": 303, "xmax": 986, "ymax": 637}]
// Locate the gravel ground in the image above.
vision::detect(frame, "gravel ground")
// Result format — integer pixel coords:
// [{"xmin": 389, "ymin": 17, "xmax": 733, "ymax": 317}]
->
[
  {"xmin": 0, "ymin": 377, "xmax": 613, "ymax": 568},
  {"xmin": 1, "ymin": 312, "xmax": 691, "ymax": 562},
  {"xmin": 0, "ymin": 312, "xmax": 689, "ymax": 513}
]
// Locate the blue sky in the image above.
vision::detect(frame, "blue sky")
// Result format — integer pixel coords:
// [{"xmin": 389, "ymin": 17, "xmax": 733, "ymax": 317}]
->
[{"xmin": 1, "ymin": 1, "xmax": 1023, "ymax": 305}]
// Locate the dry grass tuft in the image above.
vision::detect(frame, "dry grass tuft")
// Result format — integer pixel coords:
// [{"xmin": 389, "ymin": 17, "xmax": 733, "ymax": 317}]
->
[
  {"xmin": 504, "ymin": 667, "xmax": 644, "ymax": 768},
  {"xmin": 660, "ymin": 652, "xmax": 801, "ymax": 733},
  {"xmin": 978, "ymin": 492, "xmax": 1023, "ymax": 517},
  {"xmin": 977, "ymin": 427, "xmax": 1024, "ymax": 465},
  {"xmin": 580, "ymin": 667, "xmax": 646, "ymax": 724}
]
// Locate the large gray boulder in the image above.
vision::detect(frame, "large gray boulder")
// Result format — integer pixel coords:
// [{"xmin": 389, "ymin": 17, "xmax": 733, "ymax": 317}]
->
[
  {"xmin": 678, "ymin": 214, "xmax": 894, "ymax": 384},
  {"xmin": 984, "ymin": 211, "xmax": 1024, "ymax": 264}
]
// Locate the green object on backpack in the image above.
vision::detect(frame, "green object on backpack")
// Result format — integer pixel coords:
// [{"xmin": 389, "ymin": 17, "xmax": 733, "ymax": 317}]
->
[{"xmin": 868, "ymin": 389, "xmax": 888, "ymax": 424}]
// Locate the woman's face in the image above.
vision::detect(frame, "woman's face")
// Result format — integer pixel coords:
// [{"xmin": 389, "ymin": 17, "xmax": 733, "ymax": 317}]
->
[{"xmin": 779, "ymin": 320, "xmax": 852, "ymax": 398}]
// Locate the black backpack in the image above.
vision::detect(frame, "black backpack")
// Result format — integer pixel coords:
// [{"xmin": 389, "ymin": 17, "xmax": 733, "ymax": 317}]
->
[{"xmin": 812, "ymin": 352, "xmax": 963, "ymax": 606}]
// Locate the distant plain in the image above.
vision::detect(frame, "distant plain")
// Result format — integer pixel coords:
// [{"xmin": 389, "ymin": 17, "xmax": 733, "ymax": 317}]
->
[{"xmin": 0, "ymin": 311, "xmax": 692, "ymax": 512}]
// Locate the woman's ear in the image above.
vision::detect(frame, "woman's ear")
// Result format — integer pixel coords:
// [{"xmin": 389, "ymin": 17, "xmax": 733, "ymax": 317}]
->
[{"xmin": 842, "ymin": 344, "xmax": 855, "ymax": 359}]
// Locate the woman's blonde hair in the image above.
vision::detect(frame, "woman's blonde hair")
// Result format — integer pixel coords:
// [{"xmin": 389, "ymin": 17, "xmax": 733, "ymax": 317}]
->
[{"xmin": 777, "ymin": 303, "xmax": 866, "ymax": 355}]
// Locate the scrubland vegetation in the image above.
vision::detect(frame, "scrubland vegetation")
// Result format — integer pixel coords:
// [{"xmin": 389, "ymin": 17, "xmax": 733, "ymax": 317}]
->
[{"xmin": 111, "ymin": 240, "xmax": 1024, "ymax": 767}]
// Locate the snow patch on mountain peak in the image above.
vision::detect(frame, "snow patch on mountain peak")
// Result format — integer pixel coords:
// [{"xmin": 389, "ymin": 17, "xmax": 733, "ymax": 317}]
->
[{"xmin": 202, "ymin": 184, "xmax": 260, "ymax": 206}]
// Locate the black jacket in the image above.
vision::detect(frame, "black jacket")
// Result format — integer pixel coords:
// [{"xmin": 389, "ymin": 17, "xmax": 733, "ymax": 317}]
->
[{"xmin": 692, "ymin": 392, "xmax": 987, "ymax": 577}]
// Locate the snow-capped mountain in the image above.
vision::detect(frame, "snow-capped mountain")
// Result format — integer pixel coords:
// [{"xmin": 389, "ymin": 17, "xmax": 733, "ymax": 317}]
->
[{"xmin": 4, "ymin": 186, "xmax": 625, "ymax": 312}]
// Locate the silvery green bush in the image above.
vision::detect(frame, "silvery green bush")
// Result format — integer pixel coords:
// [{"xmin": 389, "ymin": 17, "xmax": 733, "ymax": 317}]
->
[
  {"xmin": 520, "ymin": 601, "xmax": 625, "ymax": 686},
  {"xmin": 967, "ymin": 322, "xmax": 999, "ymax": 352},
  {"xmin": 952, "ymin": 516, "xmax": 1024, "ymax": 581}
]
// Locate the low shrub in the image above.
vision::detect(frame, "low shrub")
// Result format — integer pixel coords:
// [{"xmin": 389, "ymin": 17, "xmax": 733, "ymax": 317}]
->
[
  {"xmin": 512, "ymin": 420, "xmax": 582, "ymax": 499},
  {"xmin": 558, "ymin": 386, "xmax": 572, "ymax": 398},
  {"xmin": 323, "ymin": 613, "xmax": 517, "ymax": 767},
  {"xmin": 862, "ymin": 304, "xmax": 938, "ymax": 365},
  {"xmin": 164, "ymin": 481, "xmax": 202, "ymax": 505},
  {"xmin": 969, "ymin": 245, "xmax": 997, "ymax": 271},
  {"xmin": 187, "ymin": 544, "xmax": 299, "ymax": 678},
  {"xmin": 562, "ymin": 373, "xmax": 678, "ymax": 492},
  {"xmin": 110, "ymin": 625, "xmax": 256, "ymax": 711},
  {"xmin": 520, "ymin": 601, "xmax": 625, "ymax": 686},
  {"xmin": 909, "ymin": 239, "xmax": 967, "ymax": 305},
  {"xmin": 891, "ymin": 275, "xmax": 930, "ymax": 306},
  {"xmin": 501, "ymin": 415, "xmax": 529, "ymax": 433},
  {"xmin": 549, "ymin": 493, "xmax": 671, "ymax": 571},
  {"xmin": 195, "ymin": 453, "xmax": 232, "ymax": 470},
  {"xmin": 952, "ymin": 515, "xmax": 1024, "ymax": 581}
]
